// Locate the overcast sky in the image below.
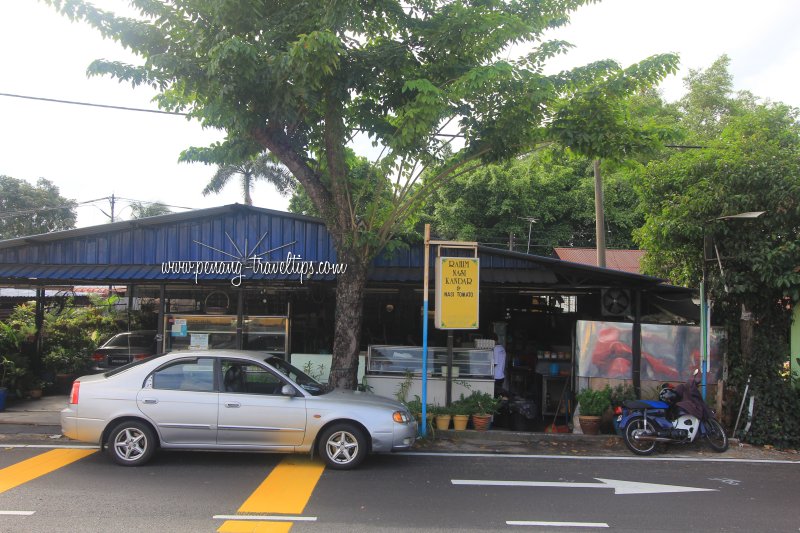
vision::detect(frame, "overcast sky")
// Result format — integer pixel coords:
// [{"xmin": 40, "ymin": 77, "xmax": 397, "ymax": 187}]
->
[{"xmin": 1, "ymin": 0, "xmax": 799, "ymax": 229}]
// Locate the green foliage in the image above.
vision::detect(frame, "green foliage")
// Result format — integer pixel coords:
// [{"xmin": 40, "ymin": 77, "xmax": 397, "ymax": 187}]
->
[
  {"xmin": 394, "ymin": 370, "xmax": 415, "ymax": 404},
  {"xmin": 427, "ymin": 146, "xmax": 649, "ymax": 250},
  {"xmin": 634, "ymin": 57, "xmax": 800, "ymax": 447},
  {"xmin": 576, "ymin": 386, "xmax": 612, "ymax": 416},
  {"xmin": 609, "ymin": 383, "xmax": 637, "ymax": 407},
  {"xmin": 0, "ymin": 176, "xmax": 77, "ymax": 239},
  {"xmin": 460, "ymin": 390, "xmax": 501, "ymax": 415}
]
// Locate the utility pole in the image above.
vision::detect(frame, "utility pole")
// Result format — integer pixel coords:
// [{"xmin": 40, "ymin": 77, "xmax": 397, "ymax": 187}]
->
[{"xmin": 593, "ymin": 159, "xmax": 606, "ymax": 267}]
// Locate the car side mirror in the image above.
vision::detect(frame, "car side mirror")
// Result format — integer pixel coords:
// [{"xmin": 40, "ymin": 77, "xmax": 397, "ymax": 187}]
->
[{"xmin": 281, "ymin": 384, "xmax": 297, "ymax": 397}]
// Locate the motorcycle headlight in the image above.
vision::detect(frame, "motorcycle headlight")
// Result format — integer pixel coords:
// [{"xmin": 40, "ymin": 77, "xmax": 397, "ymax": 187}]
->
[{"xmin": 392, "ymin": 410, "xmax": 412, "ymax": 423}]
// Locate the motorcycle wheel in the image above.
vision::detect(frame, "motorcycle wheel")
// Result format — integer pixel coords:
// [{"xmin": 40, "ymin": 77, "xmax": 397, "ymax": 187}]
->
[
  {"xmin": 623, "ymin": 416, "xmax": 657, "ymax": 455},
  {"xmin": 703, "ymin": 418, "xmax": 729, "ymax": 452}
]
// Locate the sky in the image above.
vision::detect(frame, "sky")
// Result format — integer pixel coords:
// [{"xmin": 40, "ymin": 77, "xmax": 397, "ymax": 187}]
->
[{"xmin": 1, "ymin": 0, "xmax": 799, "ymax": 229}]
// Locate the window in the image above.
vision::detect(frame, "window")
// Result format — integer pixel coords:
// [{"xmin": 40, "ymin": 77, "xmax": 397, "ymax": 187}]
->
[
  {"xmin": 151, "ymin": 358, "xmax": 215, "ymax": 392},
  {"xmin": 222, "ymin": 360, "xmax": 285, "ymax": 395}
]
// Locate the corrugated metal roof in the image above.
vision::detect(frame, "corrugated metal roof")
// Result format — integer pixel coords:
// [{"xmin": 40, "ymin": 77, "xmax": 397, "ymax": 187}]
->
[
  {"xmin": 553, "ymin": 248, "xmax": 646, "ymax": 275},
  {"xmin": 0, "ymin": 204, "xmax": 676, "ymax": 288}
]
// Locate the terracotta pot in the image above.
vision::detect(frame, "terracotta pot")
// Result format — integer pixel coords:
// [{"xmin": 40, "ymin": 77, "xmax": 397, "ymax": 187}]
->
[
  {"xmin": 452, "ymin": 414, "xmax": 469, "ymax": 431},
  {"xmin": 579, "ymin": 415, "xmax": 602, "ymax": 435},
  {"xmin": 28, "ymin": 389, "xmax": 43, "ymax": 400},
  {"xmin": 471, "ymin": 414, "xmax": 492, "ymax": 431}
]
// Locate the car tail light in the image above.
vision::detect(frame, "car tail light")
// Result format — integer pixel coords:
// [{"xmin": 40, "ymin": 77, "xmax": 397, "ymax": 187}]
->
[
  {"xmin": 133, "ymin": 353, "xmax": 150, "ymax": 361},
  {"xmin": 69, "ymin": 381, "xmax": 80, "ymax": 405},
  {"xmin": 613, "ymin": 406, "xmax": 623, "ymax": 416},
  {"xmin": 91, "ymin": 352, "xmax": 104, "ymax": 362}
]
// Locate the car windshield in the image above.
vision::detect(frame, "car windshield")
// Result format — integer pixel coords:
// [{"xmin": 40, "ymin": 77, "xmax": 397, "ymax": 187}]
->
[{"xmin": 266, "ymin": 356, "xmax": 330, "ymax": 396}]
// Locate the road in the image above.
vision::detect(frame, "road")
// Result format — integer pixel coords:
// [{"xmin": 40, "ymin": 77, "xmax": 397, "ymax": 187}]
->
[{"xmin": 0, "ymin": 445, "xmax": 798, "ymax": 532}]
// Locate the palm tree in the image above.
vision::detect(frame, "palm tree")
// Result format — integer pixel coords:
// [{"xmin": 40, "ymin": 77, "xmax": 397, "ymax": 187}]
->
[
  {"xmin": 129, "ymin": 201, "xmax": 172, "ymax": 219},
  {"xmin": 202, "ymin": 152, "xmax": 294, "ymax": 205}
]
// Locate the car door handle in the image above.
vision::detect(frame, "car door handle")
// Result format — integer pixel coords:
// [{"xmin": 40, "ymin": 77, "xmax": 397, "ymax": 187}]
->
[
  {"xmin": 142, "ymin": 398, "xmax": 158, "ymax": 404},
  {"xmin": 225, "ymin": 402, "xmax": 241, "ymax": 408}
]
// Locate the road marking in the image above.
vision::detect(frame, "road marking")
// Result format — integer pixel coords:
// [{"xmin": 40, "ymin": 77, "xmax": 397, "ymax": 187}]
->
[
  {"xmin": 0, "ymin": 511, "xmax": 36, "ymax": 516},
  {"xmin": 213, "ymin": 515, "xmax": 317, "ymax": 522},
  {"xmin": 0, "ymin": 449, "xmax": 96, "ymax": 494},
  {"xmin": 0, "ymin": 444, "xmax": 99, "ymax": 449},
  {"xmin": 217, "ymin": 456, "xmax": 325, "ymax": 533},
  {"xmin": 403, "ymin": 451, "xmax": 800, "ymax": 465},
  {"xmin": 452, "ymin": 478, "xmax": 716, "ymax": 495},
  {"xmin": 508, "ymin": 521, "xmax": 608, "ymax": 528}
]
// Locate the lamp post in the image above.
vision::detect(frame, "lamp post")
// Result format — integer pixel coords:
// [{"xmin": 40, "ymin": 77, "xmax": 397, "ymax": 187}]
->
[
  {"xmin": 519, "ymin": 216, "xmax": 537, "ymax": 254},
  {"xmin": 701, "ymin": 211, "xmax": 766, "ymax": 400}
]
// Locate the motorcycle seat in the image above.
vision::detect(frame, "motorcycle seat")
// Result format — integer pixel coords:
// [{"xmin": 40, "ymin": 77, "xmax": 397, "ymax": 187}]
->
[{"xmin": 623, "ymin": 399, "xmax": 670, "ymax": 410}]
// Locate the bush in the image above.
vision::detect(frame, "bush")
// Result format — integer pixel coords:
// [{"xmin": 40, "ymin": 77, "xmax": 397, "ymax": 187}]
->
[{"xmin": 576, "ymin": 386, "xmax": 612, "ymax": 416}]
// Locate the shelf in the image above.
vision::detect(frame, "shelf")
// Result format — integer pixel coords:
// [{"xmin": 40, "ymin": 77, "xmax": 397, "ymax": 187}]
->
[{"xmin": 367, "ymin": 345, "xmax": 494, "ymax": 379}]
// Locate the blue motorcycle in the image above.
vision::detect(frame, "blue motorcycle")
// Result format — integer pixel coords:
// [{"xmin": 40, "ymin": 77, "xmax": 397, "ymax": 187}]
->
[{"xmin": 615, "ymin": 370, "xmax": 728, "ymax": 455}]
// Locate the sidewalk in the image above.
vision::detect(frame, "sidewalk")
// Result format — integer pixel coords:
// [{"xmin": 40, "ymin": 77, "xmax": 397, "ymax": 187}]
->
[{"xmin": 2, "ymin": 395, "xmax": 798, "ymax": 462}]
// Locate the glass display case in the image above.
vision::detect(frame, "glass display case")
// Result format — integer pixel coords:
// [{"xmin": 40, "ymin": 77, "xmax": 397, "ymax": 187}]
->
[
  {"xmin": 366, "ymin": 345, "xmax": 493, "ymax": 379},
  {"xmin": 164, "ymin": 314, "xmax": 288, "ymax": 358}
]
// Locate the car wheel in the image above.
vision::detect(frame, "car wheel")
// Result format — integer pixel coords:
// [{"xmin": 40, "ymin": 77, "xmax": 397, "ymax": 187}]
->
[
  {"xmin": 107, "ymin": 421, "xmax": 156, "ymax": 466},
  {"xmin": 318, "ymin": 423, "xmax": 367, "ymax": 470}
]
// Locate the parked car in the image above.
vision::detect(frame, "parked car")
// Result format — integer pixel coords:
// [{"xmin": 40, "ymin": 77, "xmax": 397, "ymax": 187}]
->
[
  {"xmin": 90, "ymin": 330, "xmax": 158, "ymax": 371},
  {"xmin": 62, "ymin": 350, "xmax": 417, "ymax": 469}
]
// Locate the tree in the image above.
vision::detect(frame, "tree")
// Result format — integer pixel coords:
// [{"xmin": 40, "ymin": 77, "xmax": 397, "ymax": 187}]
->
[
  {"xmin": 428, "ymin": 148, "xmax": 645, "ymax": 252},
  {"xmin": 202, "ymin": 152, "xmax": 294, "ymax": 206},
  {"xmin": 0, "ymin": 176, "xmax": 77, "ymax": 240},
  {"xmin": 129, "ymin": 201, "xmax": 172, "ymax": 219},
  {"xmin": 49, "ymin": 0, "xmax": 677, "ymax": 388},
  {"xmin": 635, "ymin": 78, "xmax": 800, "ymax": 446}
]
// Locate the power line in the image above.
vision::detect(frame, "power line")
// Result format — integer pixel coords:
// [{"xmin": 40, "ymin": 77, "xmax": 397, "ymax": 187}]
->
[{"xmin": 0, "ymin": 92, "xmax": 188, "ymax": 116}]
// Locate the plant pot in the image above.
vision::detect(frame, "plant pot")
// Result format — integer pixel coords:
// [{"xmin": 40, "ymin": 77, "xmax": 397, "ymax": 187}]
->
[
  {"xmin": 0, "ymin": 387, "xmax": 7, "ymax": 411},
  {"xmin": 435, "ymin": 414, "xmax": 452, "ymax": 430},
  {"xmin": 578, "ymin": 415, "xmax": 602, "ymax": 435},
  {"xmin": 452, "ymin": 414, "xmax": 469, "ymax": 431},
  {"xmin": 28, "ymin": 388, "xmax": 43, "ymax": 400},
  {"xmin": 471, "ymin": 414, "xmax": 492, "ymax": 431}
]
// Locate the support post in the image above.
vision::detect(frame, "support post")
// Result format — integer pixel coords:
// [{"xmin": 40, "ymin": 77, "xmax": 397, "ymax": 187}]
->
[
  {"xmin": 446, "ymin": 330, "xmax": 454, "ymax": 406},
  {"xmin": 421, "ymin": 224, "xmax": 431, "ymax": 437}
]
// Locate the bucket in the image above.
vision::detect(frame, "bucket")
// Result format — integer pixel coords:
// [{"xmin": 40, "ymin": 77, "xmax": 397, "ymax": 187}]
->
[{"xmin": 0, "ymin": 387, "xmax": 7, "ymax": 411}]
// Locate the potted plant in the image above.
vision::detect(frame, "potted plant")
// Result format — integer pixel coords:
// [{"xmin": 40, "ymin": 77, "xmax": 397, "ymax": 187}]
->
[
  {"xmin": 451, "ymin": 396, "xmax": 471, "ymax": 430},
  {"xmin": 431, "ymin": 404, "xmax": 453, "ymax": 431},
  {"xmin": 467, "ymin": 391, "xmax": 501, "ymax": 431},
  {"xmin": 27, "ymin": 378, "xmax": 49, "ymax": 400},
  {"xmin": 575, "ymin": 386, "xmax": 612, "ymax": 435}
]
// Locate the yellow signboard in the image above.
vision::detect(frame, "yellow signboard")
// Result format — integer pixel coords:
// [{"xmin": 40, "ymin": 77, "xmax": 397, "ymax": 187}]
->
[{"xmin": 435, "ymin": 257, "xmax": 479, "ymax": 329}]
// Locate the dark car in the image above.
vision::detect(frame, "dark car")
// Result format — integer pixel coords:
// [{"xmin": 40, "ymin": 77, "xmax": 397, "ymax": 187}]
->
[{"xmin": 91, "ymin": 330, "xmax": 158, "ymax": 371}]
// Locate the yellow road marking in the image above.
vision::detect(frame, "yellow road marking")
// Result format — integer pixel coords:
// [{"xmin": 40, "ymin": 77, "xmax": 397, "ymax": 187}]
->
[
  {"xmin": 218, "ymin": 456, "xmax": 325, "ymax": 533},
  {"xmin": 0, "ymin": 449, "xmax": 97, "ymax": 494}
]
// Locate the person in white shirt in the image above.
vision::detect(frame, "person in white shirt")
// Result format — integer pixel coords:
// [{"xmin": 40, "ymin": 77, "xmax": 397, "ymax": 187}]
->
[{"xmin": 492, "ymin": 332, "xmax": 507, "ymax": 393}]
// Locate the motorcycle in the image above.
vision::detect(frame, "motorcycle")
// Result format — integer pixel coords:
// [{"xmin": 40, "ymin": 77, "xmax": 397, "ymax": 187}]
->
[{"xmin": 615, "ymin": 369, "xmax": 729, "ymax": 455}]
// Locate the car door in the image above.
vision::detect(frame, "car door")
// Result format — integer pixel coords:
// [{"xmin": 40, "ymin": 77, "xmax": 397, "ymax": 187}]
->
[
  {"xmin": 217, "ymin": 359, "xmax": 307, "ymax": 448},
  {"xmin": 137, "ymin": 357, "xmax": 218, "ymax": 445}
]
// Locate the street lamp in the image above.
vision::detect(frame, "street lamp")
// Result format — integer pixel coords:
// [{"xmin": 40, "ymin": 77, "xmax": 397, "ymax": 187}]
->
[
  {"xmin": 701, "ymin": 211, "xmax": 766, "ymax": 400},
  {"xmin": 519, "ymin": 216, "xmax": 537, "ymax": 254}
]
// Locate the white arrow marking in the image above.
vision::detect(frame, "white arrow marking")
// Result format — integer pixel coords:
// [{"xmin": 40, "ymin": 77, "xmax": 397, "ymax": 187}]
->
[
  {"xmin": 451, "ymin": 478, "xmax": 716, "ymax": 495},
  {"xmin": 507, "ymin": 521, "xmax": 609, "ymax": 528}
]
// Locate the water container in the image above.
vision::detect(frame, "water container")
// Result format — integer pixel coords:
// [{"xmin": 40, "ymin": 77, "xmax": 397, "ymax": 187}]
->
[{"xmin": 549, "ymin": 362, "xmax": 560, "ymax": 376}]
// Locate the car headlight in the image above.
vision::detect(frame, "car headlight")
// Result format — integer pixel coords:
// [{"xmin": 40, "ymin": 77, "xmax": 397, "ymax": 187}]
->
[{"xmin": 393, "ymin": 410, "xmax": 412, "ymax": 423}]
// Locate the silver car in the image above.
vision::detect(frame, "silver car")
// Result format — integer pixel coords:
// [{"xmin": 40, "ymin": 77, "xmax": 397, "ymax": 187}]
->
[{"xmin": 61, "ymin": 350, "xmax": 417, "ymax": 469}]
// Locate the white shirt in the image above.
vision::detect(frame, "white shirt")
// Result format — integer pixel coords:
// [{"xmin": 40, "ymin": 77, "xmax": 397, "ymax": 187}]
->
[{"xmin": 493, "ymin": 344, "xmax": 507, "ymax": 380}]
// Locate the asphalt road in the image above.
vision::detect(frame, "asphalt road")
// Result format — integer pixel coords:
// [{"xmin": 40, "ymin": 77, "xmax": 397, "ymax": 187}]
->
[{"xmin": 0, "ymin": 446, "xmax": 798, "ymax": 533}]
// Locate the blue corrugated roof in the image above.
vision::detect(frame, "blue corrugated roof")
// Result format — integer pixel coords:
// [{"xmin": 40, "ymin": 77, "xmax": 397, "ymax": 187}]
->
[{"xmin": 0, "ymin": 204, "xmax": 671, "ymax": 287}]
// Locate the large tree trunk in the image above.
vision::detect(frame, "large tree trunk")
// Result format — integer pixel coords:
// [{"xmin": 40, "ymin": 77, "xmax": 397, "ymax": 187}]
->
[{"xmin": 328, "ymin": 252, "xmax": 369, "ymax": 389}]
